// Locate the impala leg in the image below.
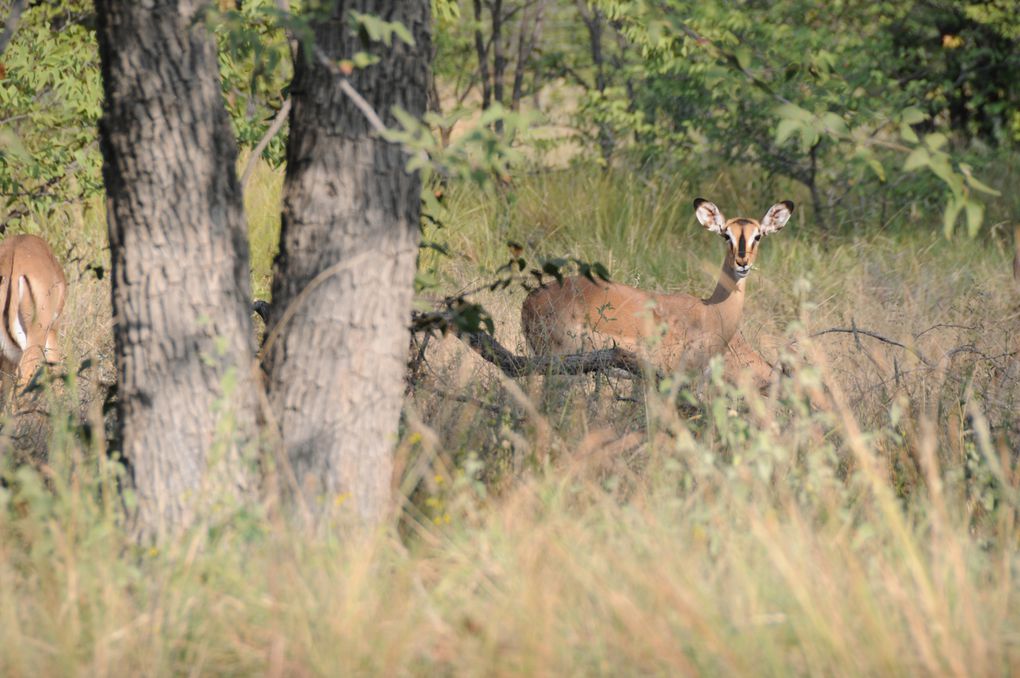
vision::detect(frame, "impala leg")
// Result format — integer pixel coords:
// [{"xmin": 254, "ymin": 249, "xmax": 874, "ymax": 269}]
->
[
  {"xmin": 0, "ymin": 358, "xmax": 15, "ymax": 404},
  {"xmin": 44, "ymin": 328, "xmax": 61, "ymax": 365},
  {"xmin": 17, "ymin": 344, "xmax": 45, "ymax": 389},
  {"xmin": 17, "ymin": 321, "xmax": 54, "ymax": 388}
]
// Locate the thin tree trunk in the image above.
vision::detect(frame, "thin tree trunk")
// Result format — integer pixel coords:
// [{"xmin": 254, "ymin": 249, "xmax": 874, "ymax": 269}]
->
[
  {"xmin": 577, "ymin": 0, "xmax": 614, "ymax": 164},
  {"xmin": 95, "ymin": 0, "xmax": 259, "ymax": 540},
  {"xmin": 511, "ymin": 0, "xmax": 547, "ymax": 112},
  {"xmin": 807, "ymin": 140, "xmax": 829, "ymax": 231},
  {"xmin": 491, "ymin": 0, "xmax": 505, "ymax": 134},
  {"xmin": 264, "ymin": 0, "xmax": 430, "ymax": 525},
  {"xmin": 0, "ymin": 0, "xmax": 26, "ymax": 57},
  {"xmin": 473, "ymin": 0, "xmax": 492, "ymax": 110}
]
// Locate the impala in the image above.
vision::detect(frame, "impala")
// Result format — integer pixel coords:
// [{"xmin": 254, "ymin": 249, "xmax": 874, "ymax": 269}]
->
[
  {"xmin": 0, "ymin": 235, "xmax": 67, "ymax": 388},
  {"xmin": 521, "ymin": 198, "xmax": 793, "ymax": 382}
]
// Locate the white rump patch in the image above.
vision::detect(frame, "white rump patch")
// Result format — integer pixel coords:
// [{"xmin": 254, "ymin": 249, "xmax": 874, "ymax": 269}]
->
[
  {"xmin": 13, "ymin": 276, "xmax": 28, "ymax": 350},
  {"xmin": 0, "ymin": 278, "xmax": 23, "ymax": 363}
]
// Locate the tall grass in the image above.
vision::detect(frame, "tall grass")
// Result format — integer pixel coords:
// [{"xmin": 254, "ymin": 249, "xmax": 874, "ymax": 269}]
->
[{"xmin": 0, "ymin": 159, "xmax": 1018, "ymax": 674}]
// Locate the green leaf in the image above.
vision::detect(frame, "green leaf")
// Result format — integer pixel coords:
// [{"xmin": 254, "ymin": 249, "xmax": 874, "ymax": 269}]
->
[
  {"xmin": 775, "ymin": 118, "xmax": 800, "ymax": 145},
  {"xmin": 0, "ymin": 128, "xmax": 29, "ymax": 160},
  {"xmin": 734, "ymin": 46, "xmax": 752, "ymax": 71},
  {"xmin": 799, "ymin": 127, "xmax": 820, "ymax": 153},
  {"xmin": 821, "ymin": 112, "xmax": 848, "ymax": 136},
  {"xmin": 866, "ymin": 157, "xmax": 886, "ymax": 182},
  {"xmin": 960, "ymin": 164, "xmax": 1002, "ymax": 196},
  {"xmin": 351, "ymin": 51, "xmax": 380, "ymax": 68},
  {"xmin": 964, "ymin": 199, "xmax": 984, "ymax": 236},
  {"xmin": 924, "ymin": 132, "xmax": 948, "ymax": 150},
  {"xmin": 901, "ymin": 106, "xmax": 929, "ymax": 125},
  {"xmin": 942, "ymin": 195, "xmax": 964, "ymax": 237},
  {"xmin": 903, "ymin": 146, "xmax": 929, "ymax": 171},
  {"xmin": 927, "ymin": 155, "xmax": 964, "ymax": 195},
  {"xmin": 775, "ymin": 102, "xmax": 814, "ymax": 122},
  {"xmin": 899, "ymin": 122, "xmax": 918, "ymax": 144},
  {"xmin": 349, "ymin": 11, "xmax": 415, "ymax": 47},
  {"xmin": 390, "ymin": 22, "xmax": 415, "ymax": 47}
]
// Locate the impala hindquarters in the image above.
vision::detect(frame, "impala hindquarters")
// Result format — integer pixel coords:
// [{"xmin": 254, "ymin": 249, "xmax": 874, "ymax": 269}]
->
[{"xmin": 0, "ymin": 234, "xmax": 68, "ymax": 389}]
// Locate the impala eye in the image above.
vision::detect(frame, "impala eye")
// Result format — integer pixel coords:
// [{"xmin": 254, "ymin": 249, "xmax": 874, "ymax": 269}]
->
[{"xmin": 753, "ymin": 234, "xmax": 762, "ymax": 243}]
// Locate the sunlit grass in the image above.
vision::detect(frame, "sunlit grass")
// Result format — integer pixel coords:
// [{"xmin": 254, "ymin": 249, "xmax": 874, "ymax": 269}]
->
[
  {"xmin": 0, "ymin": 157, "xmax": 1017, "ymax": 674},
  {"xmin": 240, "ymin": 151, "xmax": 284, "ymax": 300}
]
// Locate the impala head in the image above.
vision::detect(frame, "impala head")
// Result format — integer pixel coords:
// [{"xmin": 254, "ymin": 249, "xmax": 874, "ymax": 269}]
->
[{"xmin": 694, "ymin": 198, "xmax": 794, "ymax": 279}]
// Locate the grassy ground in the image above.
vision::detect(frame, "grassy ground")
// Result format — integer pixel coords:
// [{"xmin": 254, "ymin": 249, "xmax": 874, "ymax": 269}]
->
[{"xmin": 0, "ymin": 158, "xmax": 1018, "ymax": 675}]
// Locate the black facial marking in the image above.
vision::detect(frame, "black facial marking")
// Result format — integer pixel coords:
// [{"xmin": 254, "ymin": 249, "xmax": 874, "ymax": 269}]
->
[{"xmin": 738, "ymin": 234, "xmax": 746, "ymax": 258}]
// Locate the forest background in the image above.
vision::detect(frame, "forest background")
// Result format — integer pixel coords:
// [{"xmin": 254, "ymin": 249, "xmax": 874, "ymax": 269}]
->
[{"xmin": 1, "ymin": 0, "xmax": 1019, "ymax": 673}]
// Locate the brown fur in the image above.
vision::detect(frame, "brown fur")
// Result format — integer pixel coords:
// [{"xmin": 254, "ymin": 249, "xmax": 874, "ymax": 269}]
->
[
  {"xmin": 0, "ymin": 235, "xmax": 67, "ymax": 387},
  {"xmin": 521, "ymin": 199, "xmax": 792, "ymax": 382}
]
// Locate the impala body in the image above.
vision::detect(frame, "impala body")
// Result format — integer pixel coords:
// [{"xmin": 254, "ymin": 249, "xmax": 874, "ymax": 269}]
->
[
  {"xmin": 0, "ymin": 234, "xmax": 67, "ymax": 387},
  {"xmin": 522, "ymin": 198, "xmax": 793, "ymax": 380}
]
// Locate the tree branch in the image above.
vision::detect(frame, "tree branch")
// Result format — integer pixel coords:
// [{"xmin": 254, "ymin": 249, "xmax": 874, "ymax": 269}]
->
[
  {"xmin": 812, "ymin": 324, "xmax": 932, "ymax": 366},
  {"xmin": 240, "ymin": 97, "xmax": 291, "ymax": 190},
  {"xmin": 460, "ymin": 329, "xmax": 643, "ymax": 377},
  {"xmin": 312, "ymin": 46, "xmax": 389, "ymax": 134},
  {"xmin": 256, "ymin": 299, "xmax": 646, "ymax": 378}
]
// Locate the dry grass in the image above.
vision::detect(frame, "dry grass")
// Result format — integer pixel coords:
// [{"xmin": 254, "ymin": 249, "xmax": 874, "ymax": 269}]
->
[{"xmin": 0, "ymin": 160, "xmax": 1018, "ymax": 675}]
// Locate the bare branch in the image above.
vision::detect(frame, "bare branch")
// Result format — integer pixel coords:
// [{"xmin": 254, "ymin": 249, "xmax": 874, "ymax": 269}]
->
[
  {"xmin": 312, "ymin": 46, "xmax": 389, "ymax": 134},
  {"xmin": 258, "ymin": 250, "xmax": 376, "ymax": 359},
  {"xmin": 258, "ymin": 298, "xmax": 644, "ymax": 378},
  {"xmin": 812, "ymin": 325, "xmax": 932, "ymax": 366},
  {"xmin": 460, "ymin": 329, "xmax": 643, "ymax": 377},
  {"xmin": 240, "ymin": 97, "xmax": 291, "ymax": 190}
]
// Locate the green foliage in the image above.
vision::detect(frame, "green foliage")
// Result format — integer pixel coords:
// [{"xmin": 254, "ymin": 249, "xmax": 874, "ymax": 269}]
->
[
  {"xmin": 890, "ymin": 1, "xmax": 1020, "ymax": 141},
  {"xmin": 349, "ymin": 10, "xmax": 416, "ymax": 47},
  {"xmin": 554, "ymin": 0, "xmax": 1017, "ymax": 234},
  {"xmin": 0, "ymin": 1, "xmax": 102, "ymax": 221},
  {"xmin": 207, "ymin": 0, "xmax": 295, "ymax": 169}
]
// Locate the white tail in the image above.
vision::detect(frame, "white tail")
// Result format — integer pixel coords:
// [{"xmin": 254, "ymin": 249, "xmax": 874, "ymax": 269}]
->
[{"xmin": 0, "ymin": 235, "xmax": 67, "ymax": 388}]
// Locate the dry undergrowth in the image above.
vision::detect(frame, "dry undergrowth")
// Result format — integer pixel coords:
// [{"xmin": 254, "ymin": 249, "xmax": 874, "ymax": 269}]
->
[{"xmin": 0, "ymin": 163, "xmax": 1018, "ymax": 675}]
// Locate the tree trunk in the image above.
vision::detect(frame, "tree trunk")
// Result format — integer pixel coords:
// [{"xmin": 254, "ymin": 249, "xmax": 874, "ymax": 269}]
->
[
  {"xmin": 510, "ymin": 0, "xmax": 547, "ymax": 112},
  {"xmin": 95, "ymin": 0, "xmax": 259, "ymax": 540},
  {"xmin": 264, "ymin": 0, "xmax": 430, "ymax": 525},
  {"xmin": 473, "ymin": 0, "xmax": 492, "ymax": 110},
  {"xmin": 576, "ymin": 0, "xmax": 614, "ymax": 165},
  {"xmin": 491, "ymin": 0, "xmax": 505, "ymax": 134}
]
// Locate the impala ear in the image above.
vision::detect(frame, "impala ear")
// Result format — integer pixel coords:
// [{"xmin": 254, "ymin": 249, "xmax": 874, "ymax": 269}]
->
[
  {"xmin": 760, "ymin": 200, "xmax": 794, "ymax": 235},
  {"xmin": 694, "ymin": 198, "xmax": 726, "ymax": 234}
]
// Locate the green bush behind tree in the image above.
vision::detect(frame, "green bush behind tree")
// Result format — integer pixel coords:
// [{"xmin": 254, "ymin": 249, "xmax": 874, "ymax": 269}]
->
[{"xmin": 1, "ymin": 0, "xmax": 1017, "ymax": 234}]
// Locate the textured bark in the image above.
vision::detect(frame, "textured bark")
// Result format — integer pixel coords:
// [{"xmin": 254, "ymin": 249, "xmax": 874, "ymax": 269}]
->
[
  {"xmin": 265, "ymin": 1, "xmax": 430, "ymax": 524},
  {"xmin": 1013, "ymin": 224, "xmax": 1020, "ymax": 289},
  {"xmin": 96, "ymin": 0, "xmax": 259, "ymax": 539}
]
